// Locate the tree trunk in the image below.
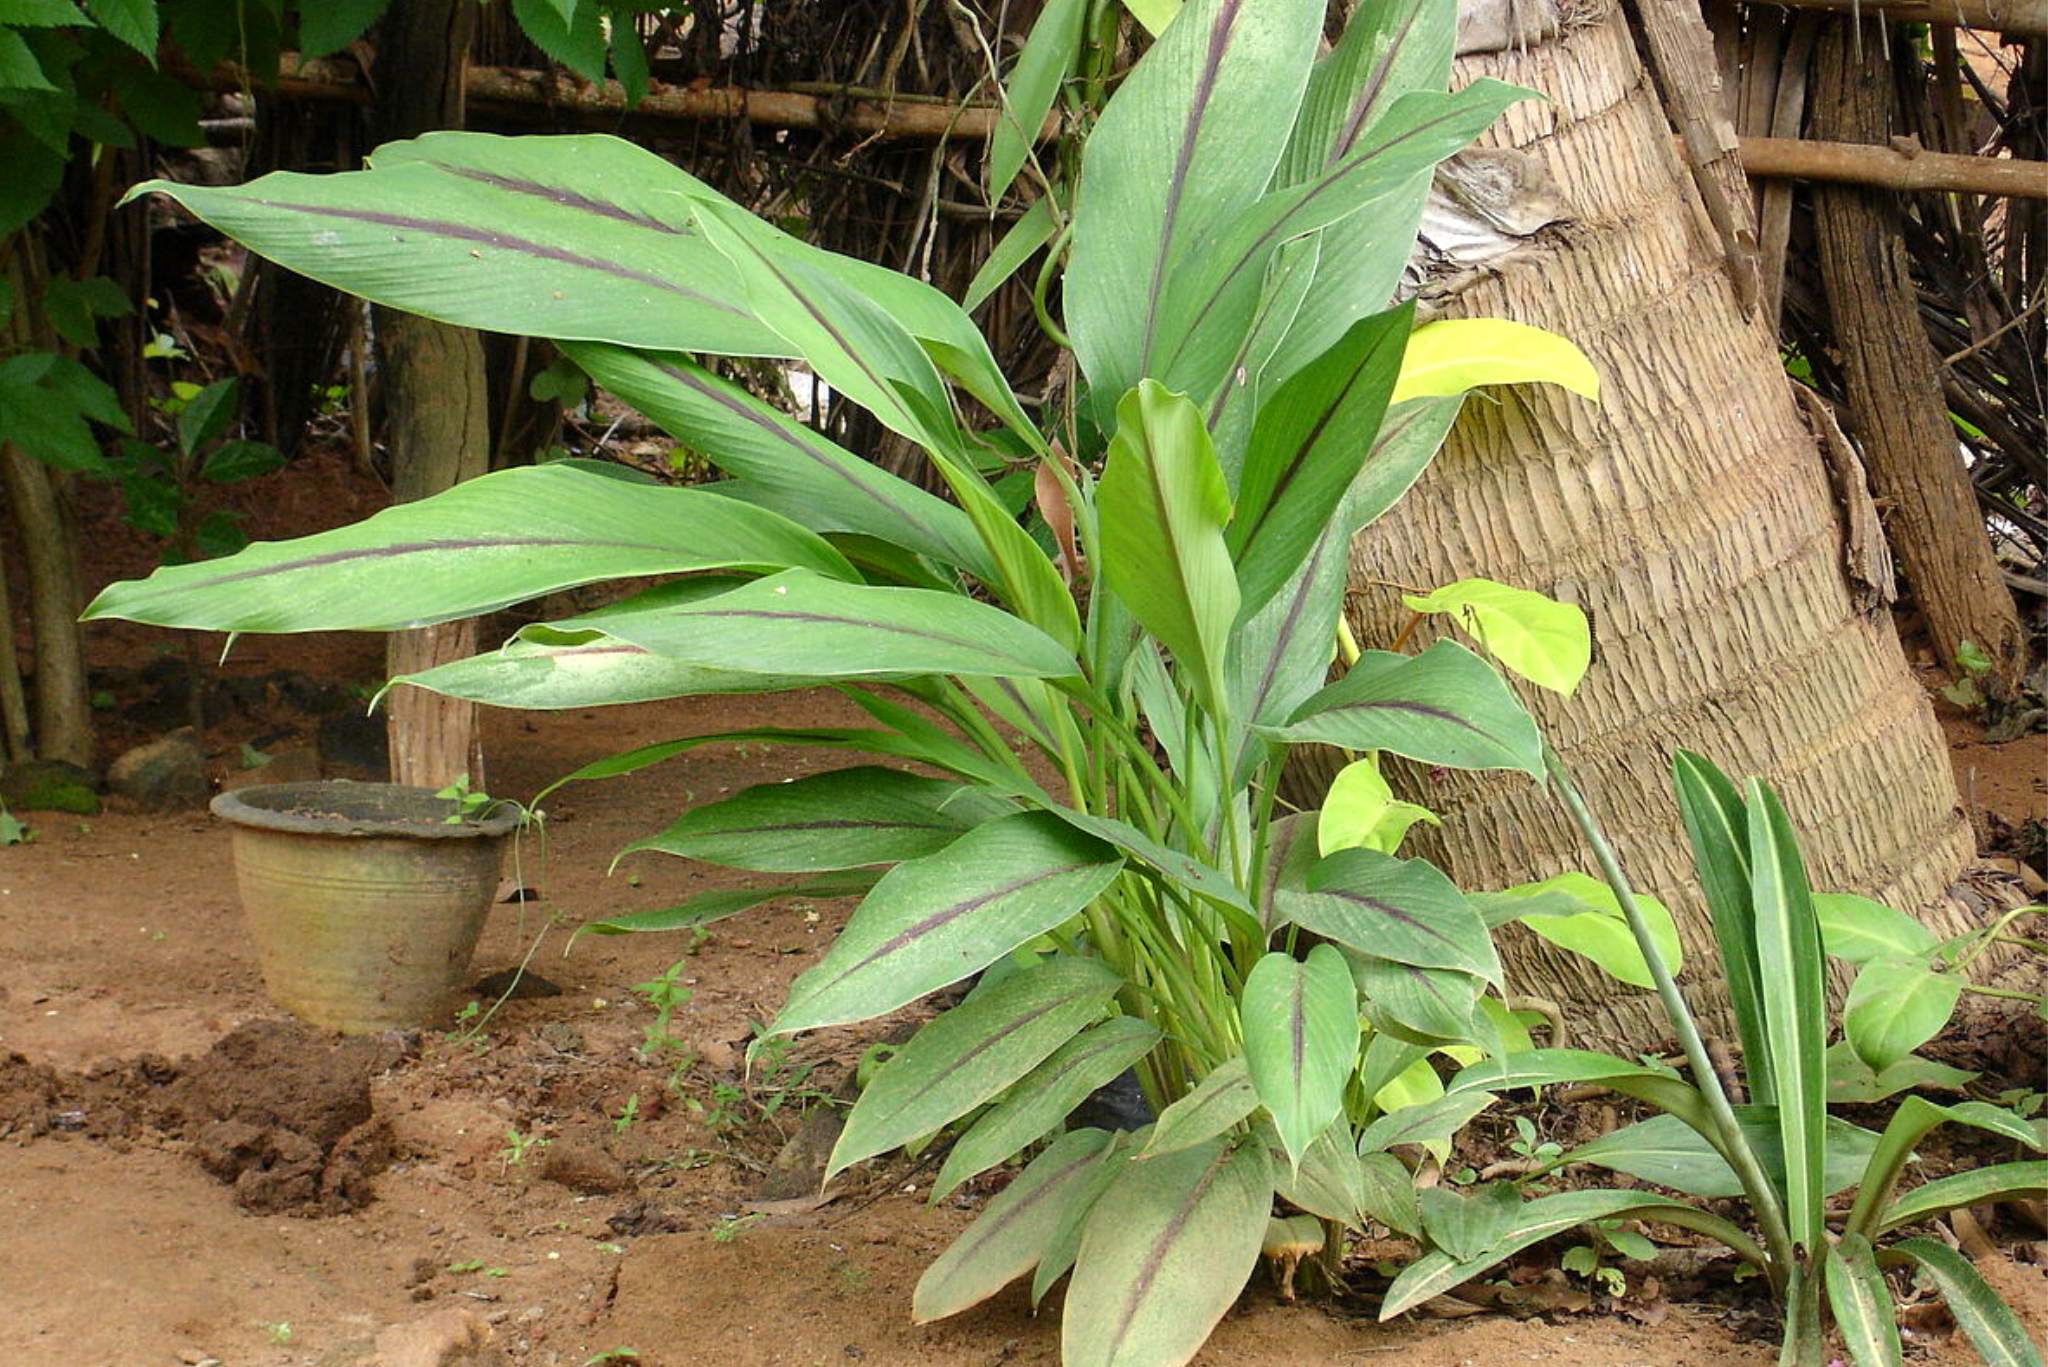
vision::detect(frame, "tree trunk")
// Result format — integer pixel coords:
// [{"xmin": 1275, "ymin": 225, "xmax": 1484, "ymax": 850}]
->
[
  {"xmin": 1809, "ymin": 21, "xmax": 2026, "ymax": 692},
  {"xmin": 1330, "ymin": 2, "xmax": 1978, "ymax": 1046},
  {"xmin": 375, "ymin": 0, "xmax": 491, "ymax": 791},
  {"xmin": 1, "ymin": 238, "xmax": 93, "ymax": 769}
]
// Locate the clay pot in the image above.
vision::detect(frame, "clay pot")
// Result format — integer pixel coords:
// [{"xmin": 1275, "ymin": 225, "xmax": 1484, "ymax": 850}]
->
[{"xmin": 212, "ymin": 781, "xmax": 518, "ymax": 1033}]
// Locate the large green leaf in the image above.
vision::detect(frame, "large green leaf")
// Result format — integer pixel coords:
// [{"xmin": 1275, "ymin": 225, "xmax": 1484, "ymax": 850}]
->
[
  {"xmin": 1825, "ymin": 1042, "xmax": 1976, "ymax": 1105},
  {"xmin": 1277, "ymin": 846, "xmax": 1501, "ymax": 982},
  {"xmin": 1033, "ymin": 1131, "xmax": 1141, "ymax": 1307},
  {"xmin": 685, "ymin": 199, "xmax": 1074, "ymax": 653},
  {"xmin": 298, "ymin": 0, "xmax": 392, "ymax": 58},
  {"xmin": 1358, "ymin": 1089, "xmax": 1496, "ymax": 1156},
  {"xmin": 1228, "ymin": 306, "xmax": 1410, "ymax": 612},
  {"xmin": 83, "ymin": 463, "xmax": 852, "ymax": 631},
  {"xmin": 1096, "ymin": 381, "xmax": 1240, "ymax": 715},
  {"xmin": 1672, "ymin": 751, "xmax": 1773, "ymax": 1104},
  {"xmin": 1379, "ymin": 1190, "xmax": 1704, "ymax": 1319},
  {"xmin": 1208, "ymin": 0, "xmax": 1455, "ymax": 454},
  {"xmin": 1849, "ymin": 1096, "xmax": 2046, "ymax": 1236},
  {"xmin": 1447, "ymin": 1050, "xmax": 1711, "ymax": 1137},
  {"xmin": 1559, "ymin": 1108, "xmax": 1876, "ymax": 1201},
  {"xmin": 1271, "ymin": 640, "xmax": 1543, "ymax": 776},
  {"xmin": 620, "ymin": 767, "xmax": 990, "ymax": 873},
  {"xmin": 913, "ymin": 1127, "xmax": 1116, "ymax": 1324},
  {"xmin": 1267, "ymin": 0, "xmax": 1452, "ymax": 359},
  {"xmin": 1062, "ymin": 1136, "xmax": 1273, "ymax": 1367},
  {"xmin": 1357, "ymin": 1150, "xmax": 1422, "ymax": 1236},
  {"xmin": 568, "ymin": 872, "xmax": 876, "ymax": 943},
  {"xmin": 1227, "ymin": 397, "xmax": 1463, "ymax": 742},
  {"xmin": 1344, "ymin": 395, "xmax": 1466, "ymax": 533},
  {"xmin": 1885, "ymin": 1238, "xmax": 2046, "ymax": 1367},
  {"xmin": 1153, "ymin": 80, "xmax": 1530, "ymax": 407},
  {"xmin": 563, "ymin": 343, "xmax": 995, "ymax": 581},
  {"xmin": 1842, "ymin": 958, "xmax": 1962, "ymax": 1074},
  {"xmin": 1240, "ymin": 946, "xmax": 1360, "ymax": 1170},
  {"xmin": 1879, "ymin": 1161, "xmax": 2048, "ymax": 1233},
  {"xmin": 1825, "ymin": 1235, "xmax": 1902, "ymax": 1367},
  {"xmin": 86, "ymin": 0, "xmax": 157, "ymax": 57},
  {"xmin": 1143, "ymin": 1056, "xmax": 1258, "ymax": 1159},
  {"xmin": 1065, "ymin": 0, "xmax": 1323, "ymax": 416},
  {"xmin": 932, "ymin": 1016, "xmax": 1160, "ymax": 1198},
  {"xmin": 1813, "ymin": 891, "xmax": 1940, "ymax": 964},
  {"xmin": 1350, "ymin": 954, "xmax": 1485, "ymax": 1044},
  {"xmin": 1746, "ymin": 780, "xmax": 1829, "ymax": 1251},
  {"xmin": 988, "ymin": 0, "xmax": 1085, "ymax": 194},
  {"xmin": 963, "ymin": 194, "xmax": 1059, "ymax": 311},
  {"xmin": 130, "ymin": 130, "xmax": 1035, "ymax": 435},
  {"xmin": 393, "ymin": 637, "xmax": 803, "ymax": 711},
  {"xmin": 1418, "ymin": 1182, "xmax": 1520, "ymax": 1262},
  {"xmin": 124, "ymin": 135, "xmax": 776, "ymax": 355},
  {"xmin": 545, "ymin": 569, "xmax": 1078, "ymax": 680},
  {"xmin": 775, "ymin": 813, "xmax": 1122, "ymax": 1035},
  {"xmin": 828, "ymin": 955, "xmax": 1121, "ymax": 1178},
  {"xmin": 1484, "ymin": 871, "xmax": 1684, "ymax": 989}
]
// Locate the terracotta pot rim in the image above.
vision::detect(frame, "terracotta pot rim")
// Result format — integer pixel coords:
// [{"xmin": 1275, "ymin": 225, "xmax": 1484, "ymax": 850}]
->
[{"xmin": 211, "ymin": 779, "xmax": 521, "ymax": 840}]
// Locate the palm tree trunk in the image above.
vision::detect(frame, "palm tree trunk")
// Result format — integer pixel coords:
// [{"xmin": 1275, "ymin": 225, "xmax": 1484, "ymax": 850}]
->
[{"xmin": 1328, "ymin": 1, "xmax": 1979, "ymax": 1046}]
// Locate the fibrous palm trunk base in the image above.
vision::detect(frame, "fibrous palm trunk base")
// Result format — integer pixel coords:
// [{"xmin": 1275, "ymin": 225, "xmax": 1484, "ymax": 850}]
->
[{"xmin": 1325, "ymin": 3, "xmax": 1980, "ymax": 1046}]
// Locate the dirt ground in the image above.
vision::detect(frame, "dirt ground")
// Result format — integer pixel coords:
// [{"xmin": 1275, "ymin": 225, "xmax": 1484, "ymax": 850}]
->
[{"xmin": 1, "ymin": 475, "xmax": 2043, "ymax": 1364}]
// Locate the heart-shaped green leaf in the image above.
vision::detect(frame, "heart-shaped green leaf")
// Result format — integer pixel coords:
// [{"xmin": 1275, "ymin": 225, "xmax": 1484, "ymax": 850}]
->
[{"xmin": 1241, "ymin": 946, "xmax": 1360, "ymax": 1170}]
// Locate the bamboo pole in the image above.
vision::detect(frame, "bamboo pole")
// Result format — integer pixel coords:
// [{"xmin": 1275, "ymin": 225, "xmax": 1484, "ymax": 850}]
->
[
  {"xmin": 1732, "ymin": 134, "xmax": 2048, "ymax": 200},
  {"xmin": 174, "ymin": 55, "xmax": 1057, "ymax": 143},
  {"xmin": 174, "ymin": 55, "xmax": 2048, "ymax": 200},
  {"xmin": 1754, "ymin": 0, "xmax": 2048, "ymax": 37}
]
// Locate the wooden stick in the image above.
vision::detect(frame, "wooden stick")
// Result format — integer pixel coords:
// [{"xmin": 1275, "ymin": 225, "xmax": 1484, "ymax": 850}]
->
[
  {"xmin": 1732, "ymin": 134, "xmax": 2048, "ymax": 199},
  {"xmin": 175, "ymin": 54, "xmax": 1057, "ymax": 143},
  {"xmin": 173, "ymin": 53, "xmax": 2048, "ymax": 202},
  {"xmin": 1752, "ymin": 0, "xmax": 2048, "ymax": 37}
]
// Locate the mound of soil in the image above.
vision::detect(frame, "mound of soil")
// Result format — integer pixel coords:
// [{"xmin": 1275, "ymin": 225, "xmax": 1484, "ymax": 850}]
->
[{"xmin": 0, "ymin": 1018, "xmax": 410, "ymax": 1216}]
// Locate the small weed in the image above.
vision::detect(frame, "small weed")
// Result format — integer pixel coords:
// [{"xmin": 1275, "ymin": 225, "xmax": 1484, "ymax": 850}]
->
[
  {"xmin": 1506, "ymin": 1115, "xmax": 1562, "ymax": 1164},
  {"xmin": 435, "ymin": 772, "xmax": 497, "ymax": 824},
  {"xmin": 501, "ymin": 1127, "xmax": 551, "ymax": 1168},
  {"xmin": 447, "ymin": 1259, "xmax": 487, "ymax": 1273},
  {"xmin": 1561, "ymin": 1219, "xmax": 1657, "ymax": 1297},
  {"xmin": 260, "ymin": 1321, "xmax": 292, "ymax": 1345},
  {"xmin": 0, "ymin": 806, "xmax": 31, "ymax": 846},
  {"xmin": 711, "ymin": 1213, "xmax": 762, "ymax": 1243},
  {"xmin": 583, "ymin": 1351, "xmax": 641, "ymax": 1365},
  {"xmin": 237, "ymin": 742, "xmax": 272, "ymax": 770},
  {"xmin": 612, "ymin": 1093, "xmax": 640, "ymax": 1135},
  {"xmin": 834, "ymin": 1259, "xmax": 871, "ymax": 1295},
  {"xmin": 693, "ymin": 1080, "xmax": 746, "ymax": 1134},
  {"xmin": 1998, "ymin": 1087, "xmax": 2044, "ymax": 1119},
  {"xmin": 632, "ymin": 961, "xmax": 694, "ymax": 1061},
  {"xmin": 1939, "ymin": 639, "xmax": 1995, "ymax": 710}
]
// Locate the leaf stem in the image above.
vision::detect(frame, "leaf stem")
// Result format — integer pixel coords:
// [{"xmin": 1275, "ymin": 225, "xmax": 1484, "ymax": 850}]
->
[{"xmin": 1541, "ymin": 741, "xmax": 1799, "ymax": 1294}]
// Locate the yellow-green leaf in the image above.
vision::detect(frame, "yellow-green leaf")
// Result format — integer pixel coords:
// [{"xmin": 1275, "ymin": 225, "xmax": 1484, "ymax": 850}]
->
[
  {"xmin": 1403, "ymin": 577, "xmax": 1591, "ymax": 695},
  {"xmin": 1389, "ymin": 318, "xmax": 1600, "ymax": 405},
  {"xmin": 1122, "ymin": 0, "xmax": 1184, "ymax": 35}
]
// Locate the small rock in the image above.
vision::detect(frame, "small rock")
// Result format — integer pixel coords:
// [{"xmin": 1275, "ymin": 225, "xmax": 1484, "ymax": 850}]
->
[
  {"xmin": 473, "ymin": 968, "xmax": 562, "ymax": 1001},
  {"xmin": 374, "ymin": 1307, "xmax": 508, "ymax": 1367},
  {"xmin": 540, "ymin": 1138, "xmax": 631, "ymax": 1195},
  {"xmin": 0, "ymin": 758, "xmax": 101, "ymax": 814},
  {"xmin": 108, "ymin": 729, "xmax": 209, "ymax": 810},
  {"xmin": 534, "ymin": 1022, "xmax": 584, "ymax": 1053},
  {"xmin": 754, "ymin": 1105, "xmax": 844, "ymax": 1201}
]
